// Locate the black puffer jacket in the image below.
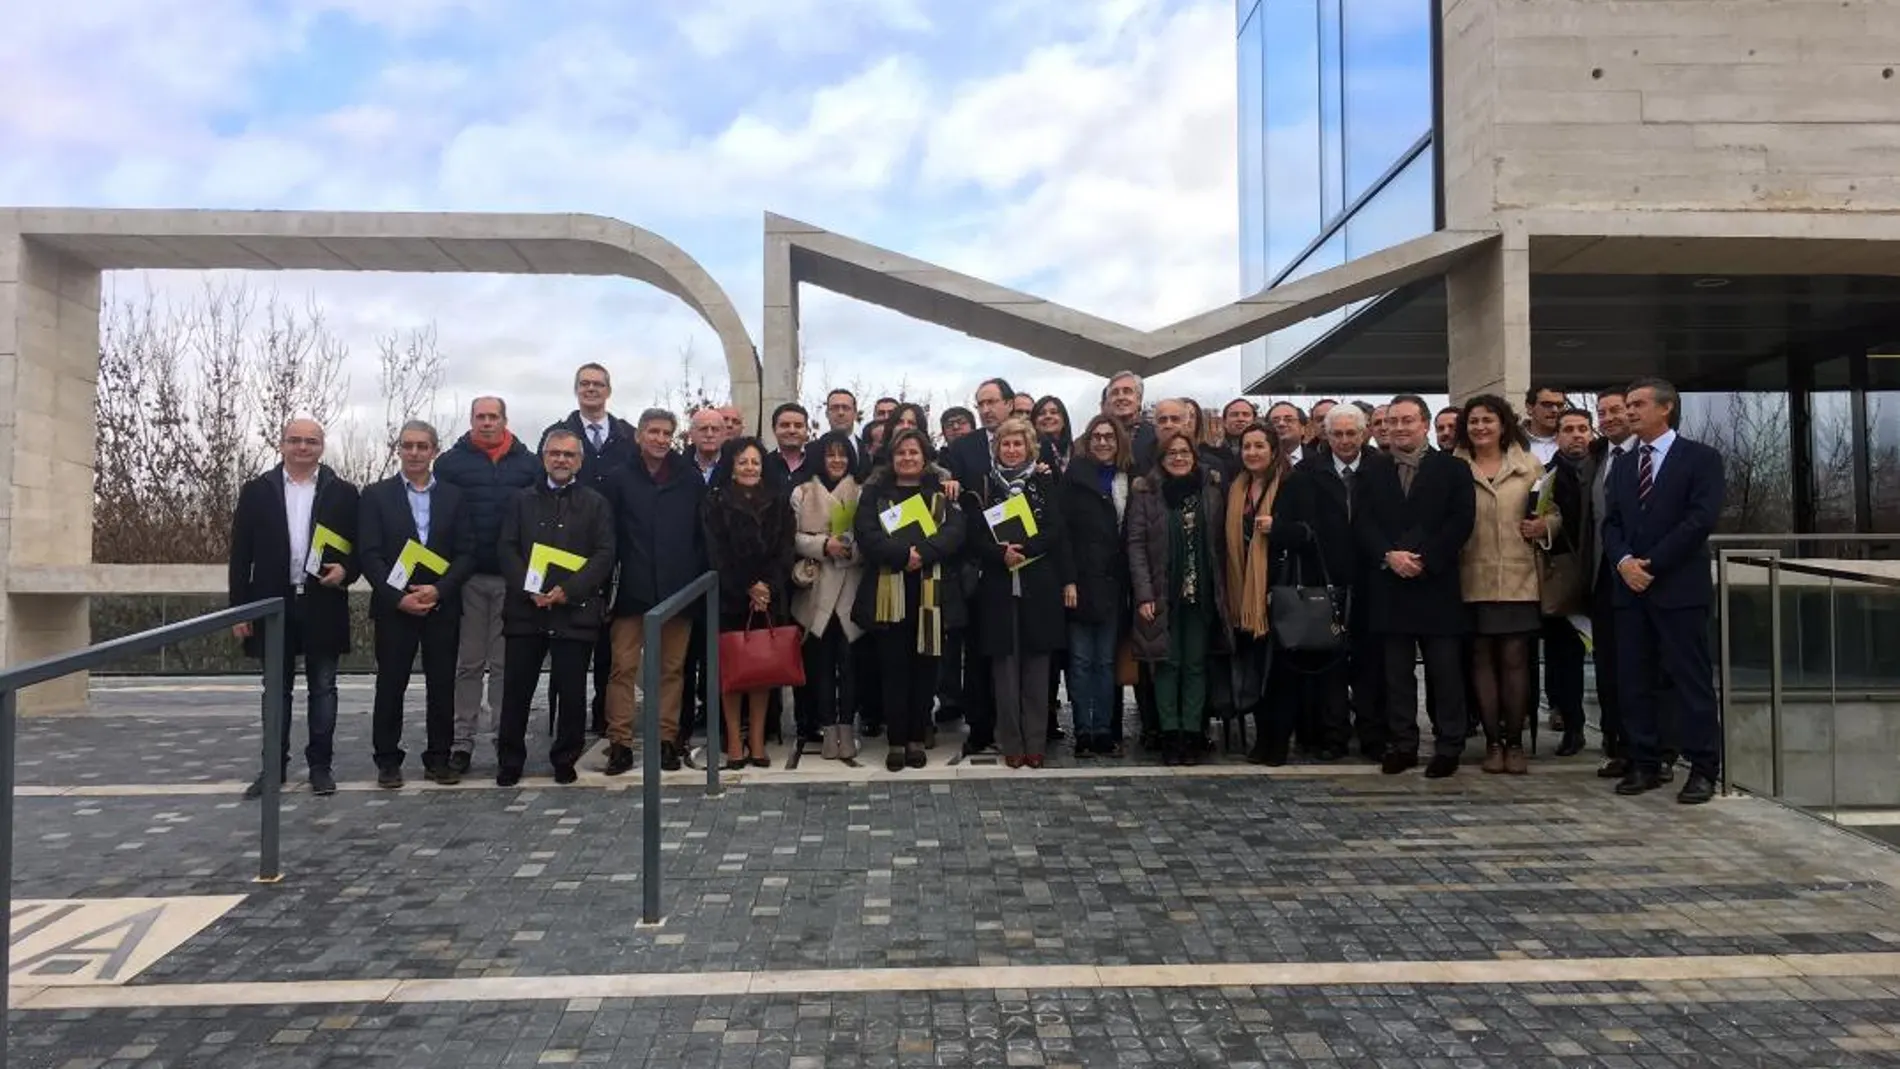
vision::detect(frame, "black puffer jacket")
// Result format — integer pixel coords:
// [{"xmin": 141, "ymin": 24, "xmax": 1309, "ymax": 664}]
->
[
  {"xmin": 702, "ymin": 486, "xmax": 796, "ymax": 630},
  {"xmin": 434, "ymin": 432, "xmax": 540, "ymax": 575}
]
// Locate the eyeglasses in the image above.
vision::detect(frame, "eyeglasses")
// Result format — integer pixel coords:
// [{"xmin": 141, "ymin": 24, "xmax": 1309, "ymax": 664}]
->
[
  {"xmin": 1089, "ymin": 431, "xmax": 1118, "ymax": 442},
  {"xmin": 282, "ymin": 436, "xmax": 322, "ymax": 447},
  {"xmin": 577, "ymin": 379, "xmax": 609, "ymax": 390},
  {"xmin": 397, "ymin": 441, "xmax": 435, "ymax": 452},
  {"xmin": 545, "ymin": 449, "xmax": 580, "ymax": 459}
]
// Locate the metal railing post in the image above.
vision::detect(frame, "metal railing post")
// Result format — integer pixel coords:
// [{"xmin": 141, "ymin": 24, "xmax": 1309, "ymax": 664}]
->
[
  {"xmin": 1717, "ymin": 551, "xmax": 1733, "ymax": 798},
  {"xmin": 2, "ymin": 687, "xmax": 17, "ymax": 1069},
  {"xmin": 704, "ymin": 581, "xmax": 722, "ymax": 798},
  {"xmin": 1768, "ymin": 554, "xmax": 1785, "ymax": 799},
  {"xmin": 259, "ymin": 608, "xmax": 284, "ymax": 883},
  {"xmin": 640, "ymin": 611, "xmax": 663, "ymax": 926}
]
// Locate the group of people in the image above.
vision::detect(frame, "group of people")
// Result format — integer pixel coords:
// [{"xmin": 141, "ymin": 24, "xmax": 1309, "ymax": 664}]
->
[{"xmin": 227, "ymin": 362, "xmax": 1725, "ymax": 803}]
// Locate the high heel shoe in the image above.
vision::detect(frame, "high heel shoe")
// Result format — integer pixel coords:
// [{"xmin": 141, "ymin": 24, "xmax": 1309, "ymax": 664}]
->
[{"xmin": 724, "ymin": 755, "xmax": 746, "ymax": 771}]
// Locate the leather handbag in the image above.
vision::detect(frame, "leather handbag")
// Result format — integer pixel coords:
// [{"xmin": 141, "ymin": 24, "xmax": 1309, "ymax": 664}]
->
[
  {"xmin": 719, "ymin": 612, "xmax": 807, "ymax": 692},
  {"xmin": 1269, "ymin": 535, "xmax": 1348, "ymax": 653},
  {"xmin": 1115, "ymin": 635, "xmax": 1139, "ymax": 686}
]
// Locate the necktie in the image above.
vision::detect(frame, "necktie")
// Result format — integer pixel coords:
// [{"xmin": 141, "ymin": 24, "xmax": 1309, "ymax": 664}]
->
[
  {"xmin": 1638, "ymin": 444, "xmax": 1655, "ymax": 504},
  {"xmin": 1340, "ymin": 465, "xmax": 1355, "ymax": 520},
  {"xmin": 589, "ymin": 424, "xmax": 604, "ymax": 451}
]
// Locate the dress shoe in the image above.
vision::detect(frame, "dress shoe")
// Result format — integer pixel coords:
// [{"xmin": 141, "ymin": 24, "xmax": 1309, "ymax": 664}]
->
[
  {"xmin": 428, "ymin": 763, "xmax": 461, "ymax": 786},
  {"xmin": 309, "ymin": 768, "xmax": 337, "ymax": 796},
  {"xmin": 242, "ymin": 768, "xmax": 288, "ymax": 800},
  {"xmin": 1614, "ymin": 767, "xmax": 1662, "ymax": 795},
  {"xmin": 376, "ymin": 768, "xmax": 403, "ymax": 790},
  {"xmin": 1424, "ymin": 754, "xmax": 1459, "ymax": 779},
  {"xmin": 496, "ymin": 768, "xmax": 522, "ymax": 788},
  {"xmin": 603, "ymin": 743, "xmax": 635, "ymax": 777},
  {"xmin": 725, "ymin": 756, "xmax": 746, "ymax": 771},
  {"xmin": 660, "ymin": 741, "xmax": 682, "ymax": 772},
  {"xmin": 1555, "ymin": 728, "xmax": 1584, "ymax": 757},
  {"xmin": 1596, "ymin": 757, "xmax": 1628, "ymax": 779},
  {"xmin": 449, "ymin": 751, "xmax": 472, "ymax": 777},
  {"xmin": 1657, "ymin": 763, "xmax": 1674, "ymax": 784},
  {"xmin": 1314, "ymin": 746, "xmax": 1344, "ymax": 762},
  {"xmin": 1503, "ymin": 745, "xmax": 1529, "ymax": 775},
  {"xmin": 552, "ymin": 765, "xmax": 578, "ymax": 785},
  {"xmin": 749, "ymin": 754, "xmax": 772, "ymax": 769},
  {"xmin": 1481, "ymin": 742, "xmax": 1506, "ymax": 774},
  {"xmin": 886, "ymin": 747, "xmax": 906, "ymax": 772},
  {"xmin": 1005, "ymin": 754, "xmax": 1025, "ymax": 769},
  {"xmin": 1381, "ymin": 752, "xmax": 1419, "ymax": 775},
  {"xmin": 1677, "ymin": 771, "xmax": 1716, "ymax": 805},
  {"xmin": 907, "ymin": 747, "xmax": 929, "ymax": 769}
]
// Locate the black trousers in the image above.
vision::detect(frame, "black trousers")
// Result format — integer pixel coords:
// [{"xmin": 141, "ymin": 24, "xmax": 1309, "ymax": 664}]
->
[
  {"xmin": 1272, "ymin": 647, "xmax": 1353, "ymax": 755},
  {"xmin": 803, "ymin": 625, "xmax": 857, "ymax": 728},
  {"xmin": 1385, "ymin": 634, "xmax": 1467, "ymax": 758},
  {"xmin": 854, "ymin": 637, "xmax": 884, "ymax": 731},
  {"xmin": 681, "ymin": 616, "xmax": 708, "ymax": 740},
  {"xmin": 498, "ymin": 633, "xmax": 590, "ymax": 775},
  {"xmin": 1541, "ymin": 615, "xmax": 1587, "ymax": 726},
  {"xmin": 876, "ymin": 629, "xmax": 937, "ymax": 747},
  {"xmin": 936, "ymin": 629, "xmax": 966, "ymax": 723},
  {"xmin": 1590, "ymin": 571, "xmax": 1624, "ymax": 755},
  {"xmin": 1616, "ymin": 601, "xmax": 1717, "ymax": 777},
  {"xmin": 372, "ymin": 609, "xmax": 459, "ymax": 772},
  {"xmin": 1348, "ymin": 616, "xmax": 1387, "ymax": 755}
]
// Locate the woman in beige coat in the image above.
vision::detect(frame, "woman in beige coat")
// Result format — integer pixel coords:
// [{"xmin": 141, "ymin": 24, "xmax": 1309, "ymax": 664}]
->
[
  {"xmin": 791, "ymin": 431, "xmax": 866, "ymax": 760},
  {"xmin": 1454, "ymin": 395, "xmax": 1546, "ymax": 774}
]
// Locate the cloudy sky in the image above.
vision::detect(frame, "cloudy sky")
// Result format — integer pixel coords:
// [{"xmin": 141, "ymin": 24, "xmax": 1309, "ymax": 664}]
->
[{"xmin": 3, "ymin": 0, "xmax": 1267, "ymax": 436}]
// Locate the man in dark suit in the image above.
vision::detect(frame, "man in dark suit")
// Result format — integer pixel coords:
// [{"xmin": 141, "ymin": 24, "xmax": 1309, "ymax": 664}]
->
[
  {"xmin": 1603, "ymin": 377, "xmax": 1725, "ymax": 804},
  {"xmin": 541, "ymin": 363, "xmax": 637, "ymax": 737},
  {"xmin": 940, "ymin": 377, "xmax": 1014, "ymax": 755},
  {"xmin": 1355, "ymin": 395, "xmax": 1476, "ymax": 778},
  {"xmin": 1582, "ymin": 388, "xmax": 1638, "ymax": 777},
  {"xmin": 228, "ymin": 418, "xmax": 360, "ymax": 799},
  {"xmin": 358, "ymin": 420, "xmax": 478, "ymax": 788},
  {"xmin": 1273, "ymin": 402, "xmax": 1381, "ymax": 763}
]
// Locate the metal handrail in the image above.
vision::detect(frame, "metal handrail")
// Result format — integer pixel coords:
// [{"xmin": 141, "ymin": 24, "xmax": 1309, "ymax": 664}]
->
[
  {"xmin": 1726, "ymin": 555, "xmax": 1900, "ymax": 589},
  {"xmin": 637, "ymin": 571, "xmax": 721, "ymax": 926},
  {"xmin": 0, "ymin": 597, "xmax": 288, "ymax": 1069}
]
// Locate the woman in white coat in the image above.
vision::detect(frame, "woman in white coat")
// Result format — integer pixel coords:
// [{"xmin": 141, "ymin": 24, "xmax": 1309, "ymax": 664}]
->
[{"xmin": 791, "ymin": 431, "xmax": 867, "ymax": 760}]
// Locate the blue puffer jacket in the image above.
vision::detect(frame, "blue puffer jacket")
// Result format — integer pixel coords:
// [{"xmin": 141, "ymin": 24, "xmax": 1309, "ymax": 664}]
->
[{"xmin": 434, "ymin": 432, "xmax": 541, "ymax": 575}]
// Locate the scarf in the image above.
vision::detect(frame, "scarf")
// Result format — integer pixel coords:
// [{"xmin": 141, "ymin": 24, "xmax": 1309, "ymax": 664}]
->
[
  {"xmin": 1225, "ymin": 469, "xmax": 1280, "ymax": 637},
  {"xmin": 1388, "ymin": 443, "xmax": 1425, "ymax": 495},
  {"xmin": 1161, "ymin": 470, "xmax": 1200, "ymax": 509},
  {"xmin": 477, "ymin": 430, "xmax": 516, "ymax": 463},
  {"xmin": 992, "ymin": 458, "xmax": 1034, "ymax": 495},
  {"xmin": 872, "ymin": 485, "xmax": 945, "ymax": 655},
  {"xmin": 1165, "ymin": 479, "xmax": 1206, "ymax": 607}
]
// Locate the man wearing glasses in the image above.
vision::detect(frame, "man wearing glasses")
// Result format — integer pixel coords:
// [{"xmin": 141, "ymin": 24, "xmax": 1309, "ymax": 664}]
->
[
  {"xmin": 229, "ymin": 418, "xmax": 360, "ymax": 799},
  {"xmin": 357, "ymin": 421, "xmax": 477, "ymax": 787},
  {"xmin": 1524, "ymin": 387, "xmax": 1568, "ymax": 465}
]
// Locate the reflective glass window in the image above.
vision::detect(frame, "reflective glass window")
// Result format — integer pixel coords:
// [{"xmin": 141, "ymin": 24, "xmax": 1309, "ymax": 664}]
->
[
  {"xmin": 1264, "ymin": 0, "xmax": 1321, "ymax": 279},
  {"xmin": 1239, "ymin": 8, "xmax": 1266, "ymax": 294},
  {"xmin": 1344, "ymin": 147, "xmax": 1433, "ymax": 260},
  {"xmin": 1342, "ymin": 0, "xmax": 1434, "ymax": 201}
]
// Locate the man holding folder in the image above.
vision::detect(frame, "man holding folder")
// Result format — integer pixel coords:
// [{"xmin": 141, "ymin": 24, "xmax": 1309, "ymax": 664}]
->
[
  {"xmin": 496, "ymin": 429, "xmax": 616, "ymax": 786},
  {"xmin": 358, "ymin": 420, "xmax": 476, "ymax": 788},
  {"xmin": 228, "ymin": 417, "xmax": 359, "ymax": 798}
]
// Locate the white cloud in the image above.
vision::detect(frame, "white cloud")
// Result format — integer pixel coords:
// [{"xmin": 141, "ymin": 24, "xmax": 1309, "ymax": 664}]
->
[{"xmin": 673, "ymin": 0, "xmax": 932, "ymax": 58}]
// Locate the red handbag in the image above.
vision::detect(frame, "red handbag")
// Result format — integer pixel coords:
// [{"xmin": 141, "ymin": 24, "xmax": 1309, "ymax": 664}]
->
[{"xmin": 718, "ymin": 612, "xmax": 807, "ymax": 692}]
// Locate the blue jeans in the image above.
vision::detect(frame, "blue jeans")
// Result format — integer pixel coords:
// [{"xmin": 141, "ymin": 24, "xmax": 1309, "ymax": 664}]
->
[
  {"xmin": 264, "ymin": 599, "xmax": 340, "ymax": 772},
  {"xmin": 1068, "ymin": 621, "xmax": 1118, "ymax": 740}
]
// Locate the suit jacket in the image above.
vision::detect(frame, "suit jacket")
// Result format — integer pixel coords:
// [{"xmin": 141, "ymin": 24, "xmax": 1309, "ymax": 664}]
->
[
  {"xmin": 356, "ymin": 474, "xmax": 478, "ymax": 621},
  {"xmin": 943, "ymin": 427, "xmax": 995, "ymax": 487},
  {"xmin": 227, "ymin": 463, "xmax": 360, "ymax": 658},
  {"xmin": 1354, "ymin": 448, "xmax": 1475, "ymax": 636},
  {"xmin": 1274, "ymin": 450, "xmax": 1368, "ymax": 589},
  {"xmin": 1603, "ymin": 434, "xmax": 1725, "ymax": 610}
]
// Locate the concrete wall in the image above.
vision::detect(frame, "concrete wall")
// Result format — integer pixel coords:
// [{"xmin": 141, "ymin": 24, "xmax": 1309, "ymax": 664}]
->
[
  {"xmin": 1444, "ymin": 0, "xmax": 1900, "ymax": 223},
  {"xmin": 1727, "ymin": 697, "xmax": 1900, "ymax": 809},
  {"xmin": 0, "ymin": 234, "xmax": 98, "ymax": 709}
]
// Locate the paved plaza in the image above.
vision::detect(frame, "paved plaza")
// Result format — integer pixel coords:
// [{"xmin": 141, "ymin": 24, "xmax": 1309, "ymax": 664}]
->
[{"xmin": 9, "ymin": 680, "xmax": 1900, "ymax": 1066}]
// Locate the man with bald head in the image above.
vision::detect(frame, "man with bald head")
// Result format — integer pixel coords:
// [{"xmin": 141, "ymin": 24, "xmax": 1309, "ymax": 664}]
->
[
  {"xmin": 688, "ymin": 406, "xmax": 727, "ymax": 483},
  {"xmin": 230, "ymin": 417, "xmax": 361, "ymax": 799}
]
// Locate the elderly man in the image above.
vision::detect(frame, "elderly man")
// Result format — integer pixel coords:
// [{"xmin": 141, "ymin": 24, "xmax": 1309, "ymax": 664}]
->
[
  {"xmin": 357, "ymin": 420, "xmax": 476, "ymax": 787},
  {"xmin": 496, "ymin": 429, "xmax": 616, "ymax": 786},
  {"xmin": 435, "ymin": 396, "xmax": 541, "ymax": 776},
  {"xmin": 688, "ymin": 406, "xmax": 727, "ymax": 483},
  {"xmin": 230, "ymin": 418, "xmax": 360, "ymax": 798},
  {"xmin": 604, "ymin": 408, "xmax": 708, "ymax": 774}
]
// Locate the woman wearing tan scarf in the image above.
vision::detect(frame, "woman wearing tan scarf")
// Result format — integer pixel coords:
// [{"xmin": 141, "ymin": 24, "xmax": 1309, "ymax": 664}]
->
[{"xmin": 1224, "ymin": 423, "xmax": 1287, "ymax": 763}]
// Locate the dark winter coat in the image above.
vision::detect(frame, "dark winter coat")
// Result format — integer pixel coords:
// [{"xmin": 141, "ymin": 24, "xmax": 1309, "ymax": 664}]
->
[
  {"xmin": 1354, "ymin": 447, "xmax": 1476, "ymax": 636},
  {"xmin": 702, "ymin": 486, "xmax": 796, "ymax": 630},
  {"xmin": 851, "ymin": 468, "xmax": 969, "ymax": 633},
  {"xmin": 356, "ymin": 474, "xmax": 477, "ymax": 621},
  {"xmin": 963, "ymin": 467, "xmax": 1075, "ymax": 657},
  {"xmin": 497, "ymin": 480, "xmax": 616, "ymax": 641},
  {"xmin": 541, "ymin": 411, "xmax": 638, "ymax": 498},
  {"xmin": 1125, "ymin": 468, "xmax": 1233, "ymax": 662},
  {"xmin": 227, "ymin": 464, "xmax": 360, "ymax": 659},
  {"xmin": 607, "ymin": 451, "xmax": 708, "ymax": 616},
  {"xmin": 1059, "ymin": 457, "xmax": 1131, "ymax": 627},
  {"xmin": 1274, "ymin": 450, "xmax": 1369, "ymax": 590},
  {"xmin": 433, "ymin": 432, "xmax": 541, "ymax": 575}
]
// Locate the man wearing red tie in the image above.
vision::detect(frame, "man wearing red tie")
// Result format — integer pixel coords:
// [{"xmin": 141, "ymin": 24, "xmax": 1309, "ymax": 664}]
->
[{"xmin": 1602, "ymin": 378, "xmax": 1726, "ymax": 804}]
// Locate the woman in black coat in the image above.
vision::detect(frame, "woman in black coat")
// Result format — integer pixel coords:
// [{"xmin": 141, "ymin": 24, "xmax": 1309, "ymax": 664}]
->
[
  {"xmin": 1060, "ymin": 413, "xmax": 1133, "ymax": 758},
  {"xmin": 853, "ymin": 429, "xmax": 968, "ymax": 771},
  {"xmin": 703, "ymin": 438, "xmax": 796, "ymax": 769},
  {"xmin": 964, "ymin": 417, "xmax": 1073, "ymax": 768}
]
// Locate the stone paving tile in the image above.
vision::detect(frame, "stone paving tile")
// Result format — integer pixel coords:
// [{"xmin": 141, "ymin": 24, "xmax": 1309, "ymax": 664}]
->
[
  {"xmin": 14, "ymin": 980, "xmax": 1900, "ymax": 1067},
  {"xmin": 11, "ymin": 772, "xmax": 1900, "ymax": 985}
]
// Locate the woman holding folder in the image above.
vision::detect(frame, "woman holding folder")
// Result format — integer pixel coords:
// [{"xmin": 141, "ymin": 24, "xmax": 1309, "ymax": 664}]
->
[
  {"xmin": 703, "ymin": 438, "xmax": 797, "ymax": 769},
  {"xmin": 853, "ymin": 428, "xmax": 967, "ymax": 772},
  {"xmin": 791, "ymin": 431, "xmax": 866, "ymax": 761},
  {"xmin": 965, "ymin": 417, "xmax": 1073, "ymax": 769}
]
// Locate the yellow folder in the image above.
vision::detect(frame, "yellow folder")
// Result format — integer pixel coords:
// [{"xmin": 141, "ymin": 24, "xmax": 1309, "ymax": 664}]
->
[
  {"xmin": 525, "ymin": 542, "xmax": 589, "ymax": 594},
  {"xmin": 877, "ymin": 494, "xmax": 937, "ymax": 538},
  {"xmin": 981, "ymin": 494, "xmax": 1042, "ymax": 570},
  {"xmin": 829, "ymin": 501, "xmax": 858, "ymax": 538},
  {"xmin": 304, "ymin": 523, "xmax": 353, "ymax": 577},
  {"xmin": 385, "ymin": 539, "xmax": 452, "ymax": 591}
]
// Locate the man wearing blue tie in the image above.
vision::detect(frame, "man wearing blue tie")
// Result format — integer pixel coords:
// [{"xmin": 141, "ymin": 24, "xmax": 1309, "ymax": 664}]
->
[{"xmin": 1603, "ymin": 378, "xmax": 1727, "ymax": 804}]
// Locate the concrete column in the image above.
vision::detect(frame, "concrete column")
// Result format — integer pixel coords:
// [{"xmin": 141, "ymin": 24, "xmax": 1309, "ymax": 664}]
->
[
  {"xmin": 0, "ymin": 232, "xmax": 100, "ymax": 710},
  {"xmin": 760, "ymin": 217, "xmax": 812, "ymax": 435},
  {"xmin": 1445, "ymin": 228, "xmax": 1530, "ymax": 404}
]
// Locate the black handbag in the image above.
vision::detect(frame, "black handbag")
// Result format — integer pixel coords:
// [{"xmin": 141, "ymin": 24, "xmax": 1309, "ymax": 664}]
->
[{"xmin": 1270, "ymin": 533, "xmax": 1349, "ymax": 653}]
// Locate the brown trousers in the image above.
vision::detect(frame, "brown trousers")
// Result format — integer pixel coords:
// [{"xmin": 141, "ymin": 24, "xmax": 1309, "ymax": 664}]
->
[{"xmin": 605, "ymin": 616, "xmax": 692, "ymax": 746}]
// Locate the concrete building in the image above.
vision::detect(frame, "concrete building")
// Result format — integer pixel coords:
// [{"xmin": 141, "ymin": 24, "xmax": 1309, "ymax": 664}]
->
[{"xmin": 1239, "ymin": 0, "xmax": 1900, "ymax": 536}]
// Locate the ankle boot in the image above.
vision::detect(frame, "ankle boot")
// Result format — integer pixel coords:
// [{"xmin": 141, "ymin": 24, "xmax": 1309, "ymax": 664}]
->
[
  {"xmin": 1504, "ymin": 741, "xmax": 1529, "ymax": 775},
  {"xmin": 1481, "ymin": 741, "xmax": 1506, "ymax": 774},
  {"xmin": 838, "ymin": 725, "xmax": 858, "ymax": 760},
  {"xmin": 820, "ymin": 725, "xmax": 840, "ymax": 760}
]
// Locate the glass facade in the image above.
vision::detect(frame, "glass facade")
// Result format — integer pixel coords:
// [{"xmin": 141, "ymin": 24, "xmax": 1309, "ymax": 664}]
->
[{"xmin": 1238, "ymin": 0, "xmax": 1437, "ymax": 385}]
